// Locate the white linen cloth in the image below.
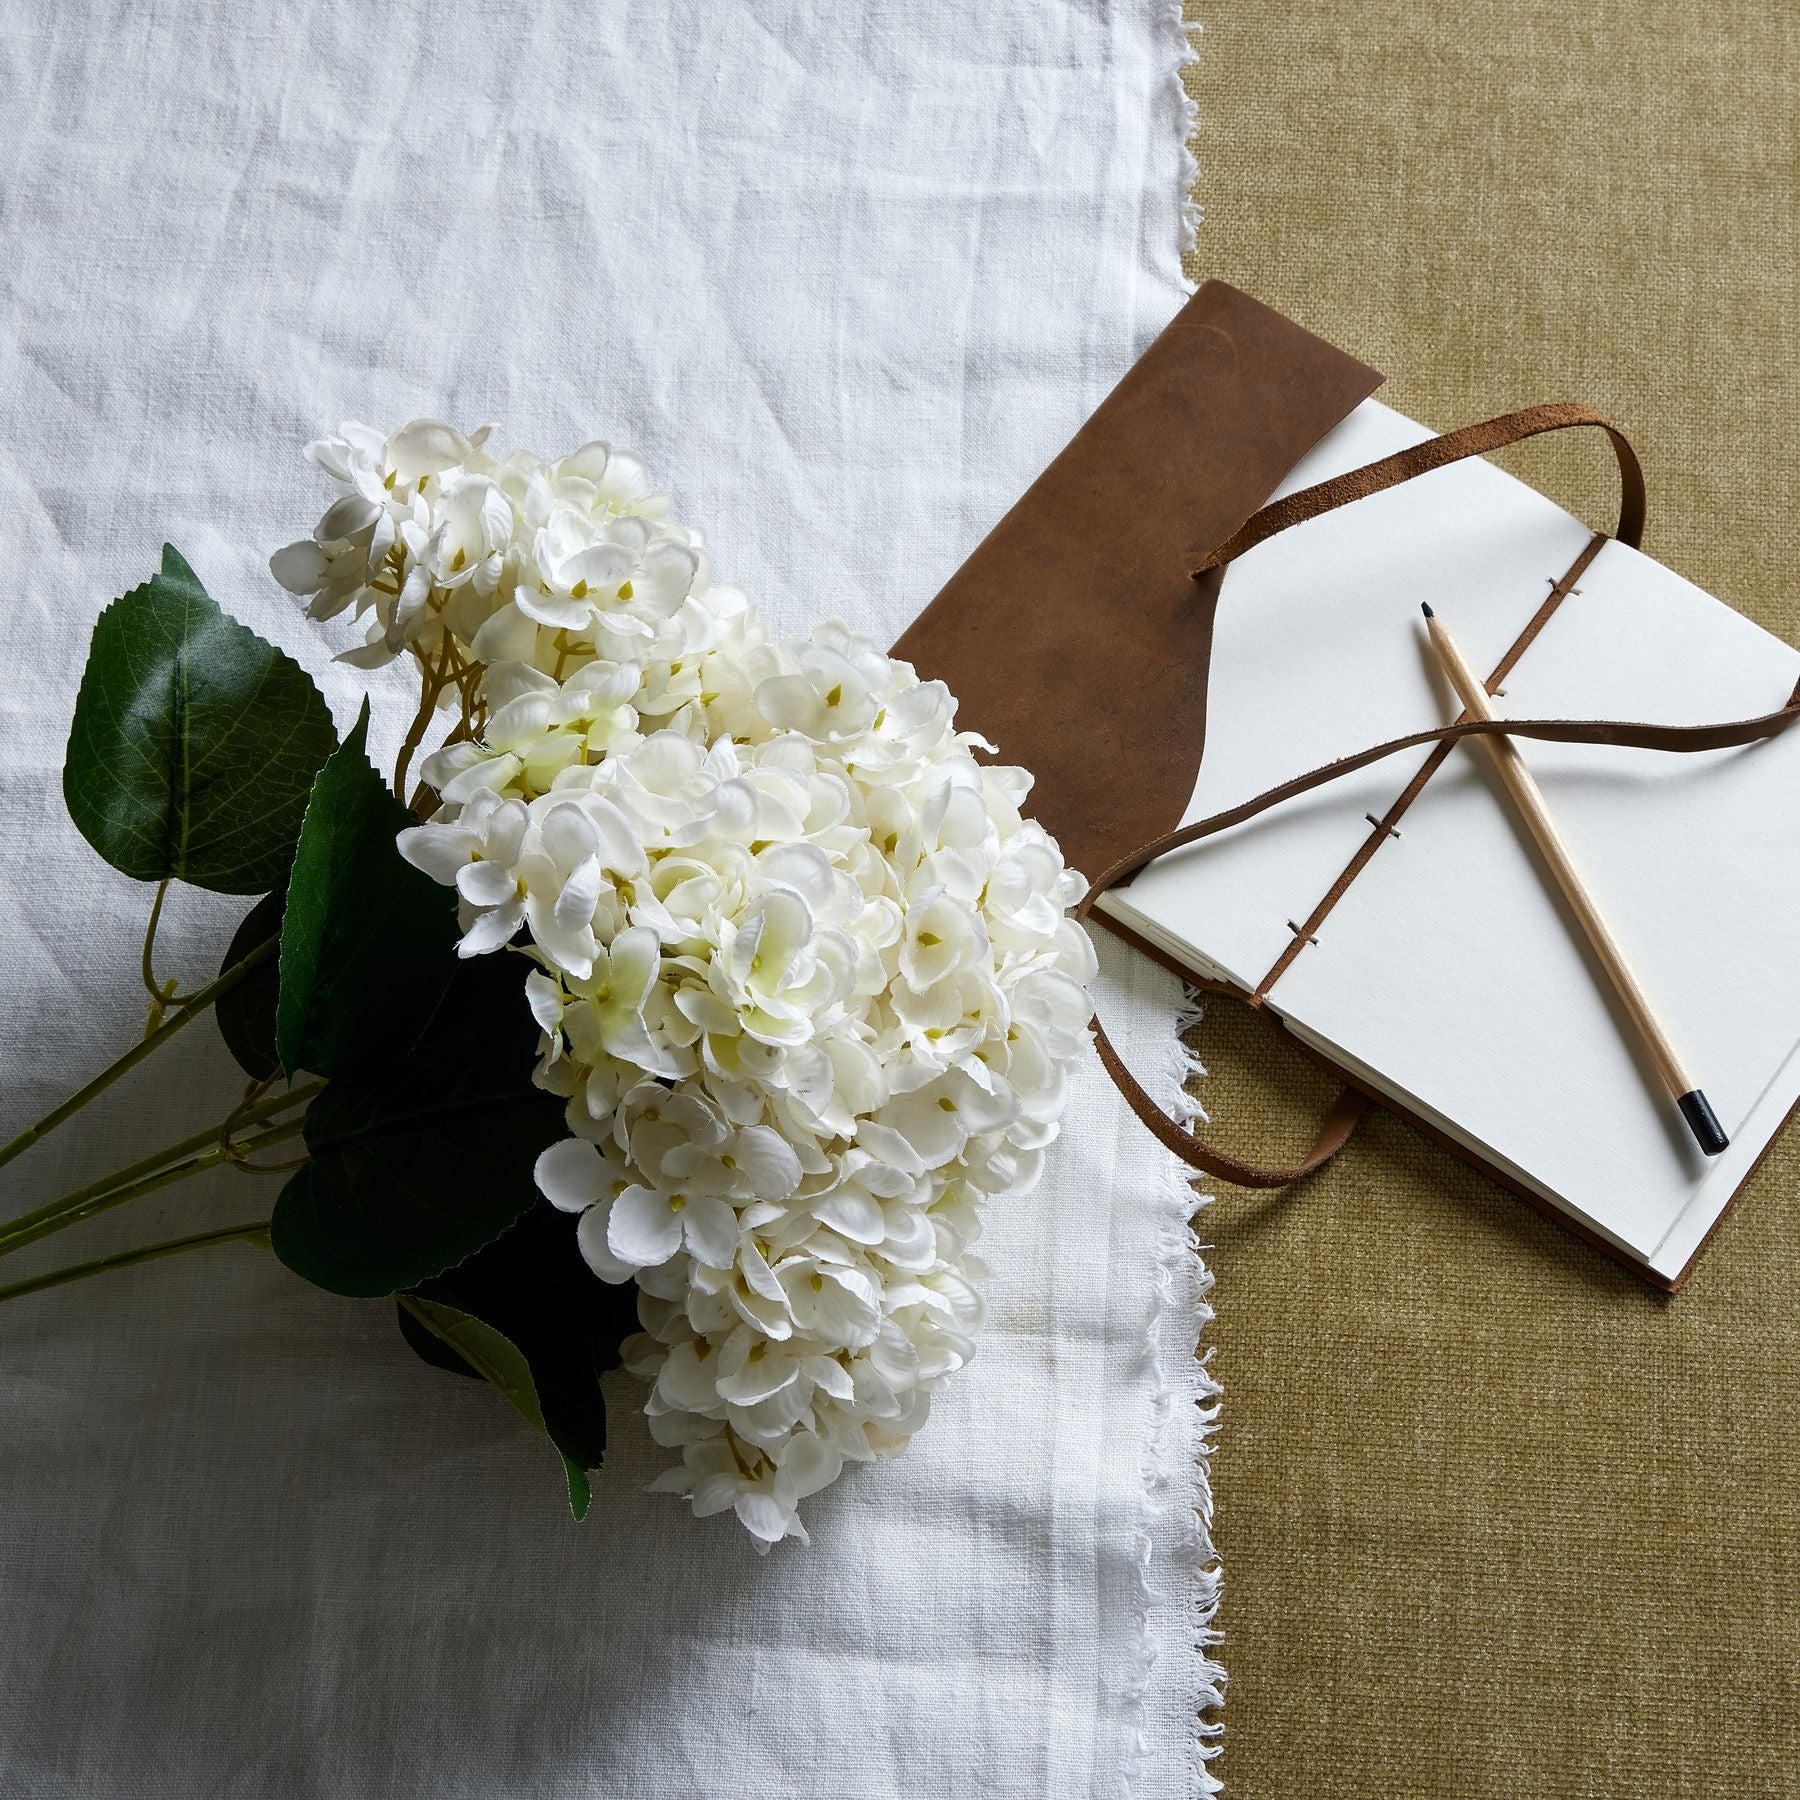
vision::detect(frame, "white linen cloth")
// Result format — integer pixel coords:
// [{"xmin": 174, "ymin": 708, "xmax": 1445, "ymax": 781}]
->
[{"xmin": 0, "ymin": 3, "xmax": 1217, "ymax": 1794}]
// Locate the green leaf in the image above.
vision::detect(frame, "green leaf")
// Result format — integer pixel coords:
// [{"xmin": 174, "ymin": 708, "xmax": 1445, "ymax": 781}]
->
[
  {"xmin": 270, "ymin": 951, "xmax": 565, "ymax": 1297},
  {"xmin": 564, "ymin": 1454, "xmax": 593, "ymax": 1520},
  {"xmin": 412, "ymin": 1206, "xmax": 639, "ymax": 1504},
  {"xmin": 62, "ymin": 545, "xmax": 338, "ymax": 895},
  {"xmin": 275, "ymin": 700, "xmax": 459, "ymax": 1079},
  {"xmin": 394, "ymin": 1297, "xmax": 483, "ymax": 1380},
  {"xmin": 399, "ymin": 1296, "xmax": 593, "ymax": 1520},
  {"xmin": 215, "ymin": 890, "xmax": 285, "ymax": 1081}
]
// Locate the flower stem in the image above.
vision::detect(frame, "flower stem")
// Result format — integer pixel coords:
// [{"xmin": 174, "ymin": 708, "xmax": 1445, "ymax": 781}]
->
[
  {"xmin": 0, "ymin": 1119, "xmax": 304, "ymax": 1262},
  {"xmin": 0, "ymin": 1086, "xmax": 318, "ymax": 1262},
  {"xmin": 0, "ymin": 931, "xmax": 281, "ymax": 1175},
  {"xmin": 0, "ymin": 1218, "xmax": 271, "ymax": 1308},
  {"xmin": 394, "ymin": 633, "xmax": 455, "ymax": 801}
]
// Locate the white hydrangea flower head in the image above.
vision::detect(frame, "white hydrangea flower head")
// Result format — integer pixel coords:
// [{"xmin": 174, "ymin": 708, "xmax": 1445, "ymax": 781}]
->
[
  {"xmin": 297, "ymin": 425, "xmax": 1096, "ymax": 1549},
  {"xmin": 270, "ymin": 420, "xmax": 707, "ymax": 687}
]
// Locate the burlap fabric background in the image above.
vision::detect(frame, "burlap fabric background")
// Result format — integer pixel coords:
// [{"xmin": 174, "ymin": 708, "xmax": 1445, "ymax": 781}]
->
[{"xmin": 1180, "ymin": 4, "xmax": 1798, "ymax": 1795}]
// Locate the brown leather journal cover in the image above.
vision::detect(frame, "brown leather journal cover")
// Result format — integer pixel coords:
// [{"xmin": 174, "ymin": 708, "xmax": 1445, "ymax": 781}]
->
[{"xmin": 892, "ymin": 280, "xmax": 1383, "ymax": 878}]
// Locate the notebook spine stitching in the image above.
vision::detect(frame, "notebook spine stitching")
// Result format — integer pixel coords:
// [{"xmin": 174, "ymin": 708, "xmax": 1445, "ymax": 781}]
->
[{"xmin": 1248, "ymin": 530, "xmax": 1608, "ymax": 1000}]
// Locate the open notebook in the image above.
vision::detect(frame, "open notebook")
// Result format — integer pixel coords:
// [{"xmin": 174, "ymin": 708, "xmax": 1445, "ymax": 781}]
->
[{"xmin": 1099, "ymin": 397, "xmax": 1800, "ymax": 1286}]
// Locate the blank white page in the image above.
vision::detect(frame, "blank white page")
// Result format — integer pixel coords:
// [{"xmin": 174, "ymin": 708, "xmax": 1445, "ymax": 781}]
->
[
  {"xmin": 1100, "ymin": 398, "xmax": 1597, "ymax": 987},
  {"xmin": 1269, "ymin": 536, "xmax": 1800, "ymax": 1271}
]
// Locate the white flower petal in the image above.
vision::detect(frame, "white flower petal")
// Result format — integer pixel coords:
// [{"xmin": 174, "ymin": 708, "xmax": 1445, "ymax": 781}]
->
[
  {"xmin": 395, "ymin": 824, "xmax": 476, "ymax": 886},
  {"xmin": 456, "ymin": 900, "xmax": 525, "ymax": 957},
  {"xmin": 317, "ymin": 493, "xmax": 379, "ymax": 540},
  {"xmin": 731, "ymin": 1126, "xmax": 802, "ymax": 1201},
  {"xmin": 554, "ymin": 854, "xmax": 604, "ymax": 932},
  {"xmin": 782, "ymin": 1432, "xmax": 845, "ymax": 1499},
  {"xmin": 456, "ymin": 860, "xmax": 518, "ymax": 907},
  {"xmin": 387, "ymin": 418, "xmax": 473, "ymax": 480},
  {"xmin": 523, "ymin": 969, "xmax": 565, "ymax": 1035},
  {"xmin": 608, "ymin": 1185, "xmax": 684, "ymax": 1267},
  {"xmin": 269, "ymin": 540, "xmax": 329, "ymax": 594},
  {"xmin": 334, "ymin": 638, "xmax": 399, "ymax": 670},
  {"xmin": 576, "ymin": 1200, "xmax": 638, "ymax": 1282},
  {"xmin": 813, "ymin": 1188, "xmax": 884, "ymax": 1243},
  {"xmin": 680, "ymin": 1195, "xmax": 741, "ymax": 1268},
  {"xmin": 470, "ymin": 602, "xmax": 542, "ymax": 665},
  {"xmin": 541, "ymin": 804, "xmax": 599, "ymax": 872},
  {"xmin": 535, "ymin": 1137, "xmax": 607, "ymax": 1212},
  {"xmin": 514, "ymin": 586, "xmax": 596, "ymax": 631},
  {"xmin": 733, "ymin": 1488, "xmax": 793, "ymax": 1545},
  {"xmin": 606, "ymin": 927, "xmax": 662, "ymax": 1008}
]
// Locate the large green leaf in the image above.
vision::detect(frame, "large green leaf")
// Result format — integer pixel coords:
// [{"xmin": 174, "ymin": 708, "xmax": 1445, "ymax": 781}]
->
[
  {"xmin": 274, "ymin": 700, "xmax": 459, "ymax": 1079},
  {"xmin": 398, "ymin": 1295, "xmax": 595, "ymax": 1520},
  {"xmin": 62, "ymin": 545, "xmax": 338, "ymax": 894},
  {"xmin": 410, "ymin": 1206, "xmax": 640, "ymax": 1512},
  {"xmin": 270, "ymin": 952, "xmax": 564, "ymax": 1297},
  {"xmin": 215, "ymin": 890, "xmax": 285, "ymax": 1082}
]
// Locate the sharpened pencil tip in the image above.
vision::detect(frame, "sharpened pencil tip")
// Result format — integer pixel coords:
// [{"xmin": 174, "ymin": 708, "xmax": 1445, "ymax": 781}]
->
[{"xmin": 1421, "ymin": 602, "xmax": 1434, "ymax": 618}]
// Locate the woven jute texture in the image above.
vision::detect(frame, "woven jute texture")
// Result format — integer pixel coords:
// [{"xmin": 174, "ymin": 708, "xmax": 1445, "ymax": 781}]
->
[{"xmin": 1180, "ymin": 3, "xmax": 1799, "ymax": 1795}]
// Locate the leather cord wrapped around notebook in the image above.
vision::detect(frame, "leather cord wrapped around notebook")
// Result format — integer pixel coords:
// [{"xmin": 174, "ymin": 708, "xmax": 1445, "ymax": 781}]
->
[{"xmin": 893, "ymin": 281, "xmax": 1800, "ymax": 1288}]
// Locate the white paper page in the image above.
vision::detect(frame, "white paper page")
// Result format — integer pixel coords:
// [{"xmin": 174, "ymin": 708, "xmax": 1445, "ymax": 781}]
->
[
  {"xmin": 1269, "ymin": 537, "xmax": 1800, "ymax": 1266},
  {"xmin": 1100, "ymin": 398, "xmax": 1597, "ymax": 987}
]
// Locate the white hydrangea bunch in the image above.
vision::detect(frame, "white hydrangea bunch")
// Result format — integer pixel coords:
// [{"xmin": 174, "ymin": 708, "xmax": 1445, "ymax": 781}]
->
[{"xmin": 278, "ymin": 422, "xmax": 1096, "ymax": 1548}]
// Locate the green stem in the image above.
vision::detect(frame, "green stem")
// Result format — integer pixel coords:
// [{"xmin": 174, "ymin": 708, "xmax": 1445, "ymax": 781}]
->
[
  {"xmin": 140, "ymin": 877, "xmax": 183, "ymax": 1021},
  {"xmin": 141, "ymin": 878, "xmax": 170, "ymax": 999},
  {"xmin": 0, "ymin": 931, "xmax": 280, "ymax": 1175},
  {"xmin": 0, "ymin": 1079, "xmax": 319, "ymax": 1246},
  {"xmin": 0, "ymin": 1108, "xmax": 312, "ymax": 1262},
  {"xmin": 0, "ymin": 1219, "xmax": 271, "ymax": 1308}
]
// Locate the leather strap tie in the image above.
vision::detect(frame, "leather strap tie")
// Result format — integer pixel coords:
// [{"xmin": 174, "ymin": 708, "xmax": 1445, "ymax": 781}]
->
[{"xmin": 1087, "ymin": 404, "xmax": 1798, "ymax": 1186}]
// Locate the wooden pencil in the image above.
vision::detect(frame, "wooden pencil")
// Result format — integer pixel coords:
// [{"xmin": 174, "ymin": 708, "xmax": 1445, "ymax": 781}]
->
[{"xmin": 1421, "ymin": 602, "xmax": 1728, "ymax": 1157}]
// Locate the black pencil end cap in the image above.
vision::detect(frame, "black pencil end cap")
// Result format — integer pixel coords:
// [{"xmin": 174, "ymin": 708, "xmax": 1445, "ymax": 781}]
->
[{"xmin": 1677, "ymin": 1089, "xmax": 1730, "ymax": 1156}]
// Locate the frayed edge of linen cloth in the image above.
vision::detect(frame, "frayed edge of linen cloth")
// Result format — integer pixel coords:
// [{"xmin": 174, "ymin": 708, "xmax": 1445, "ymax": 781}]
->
[
  {"xmin": 1160, "ymin": 0, "xmax": 1203, "ymax": 250},
  {"xmin": 1121, "ymin": 16, "xmax": 1217, "ymax": 1793},
  {"xmin": 1122, "ymin": 989, "xmax": 1225, "ymax": 1795}
]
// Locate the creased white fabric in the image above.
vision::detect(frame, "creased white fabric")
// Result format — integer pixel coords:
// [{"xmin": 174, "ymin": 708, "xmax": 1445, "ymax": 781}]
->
[{"xmin": 0, "ymin": 3, "xmax": 1213, "ymax": 1794}]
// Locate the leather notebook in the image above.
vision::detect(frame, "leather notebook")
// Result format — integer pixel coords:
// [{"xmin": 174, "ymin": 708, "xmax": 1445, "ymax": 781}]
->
[{"xmin": 894, "ymin": 281, "xmax": 1800, "ymax": 1290}]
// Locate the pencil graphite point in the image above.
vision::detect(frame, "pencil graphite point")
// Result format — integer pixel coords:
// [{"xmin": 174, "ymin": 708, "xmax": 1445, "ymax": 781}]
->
[{"xmin": 1420, "ymin": 601, "xmax": 1434, "ymax": 618}]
